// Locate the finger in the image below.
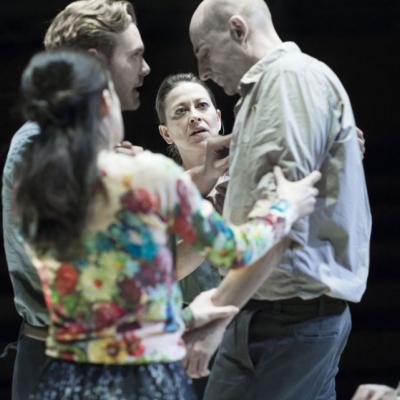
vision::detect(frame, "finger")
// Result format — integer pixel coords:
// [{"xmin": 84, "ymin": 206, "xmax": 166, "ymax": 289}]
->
[
  {"xmin": 115, "ymin": 148, "xmax": 136, "ymax": 156},
  {"xmin": 187, "ymin": 350, "xmax": 201, "ymax": 378},
  {"xmin": 131, "ymin": 146, "xmax": 144, "ymax": 155},
  {"xmin": 184, "ymin": 346, "xmax": 194, "ymax": 375},
  {"xmin": 114, "ymin": 147, "xmax": 133, "ymax": 155},
  {"xmin": 356, "ymin": 127, "xmax": 364, "ymax": 140},
  {"xmin": 370, "ymin": 393, "xmax": 384, "ymax": 400},
  {"xmin": 273, "ymin": 166, "xmax": 286, "ymax": 186},
  {"xmin": 120, "ymin": 140, "xmax": 133, "ymax": 148},
  {"xmin": 301, "ymin": 170, "xmax": 322, "ymax": 186},
  {"xmin": 351, "ymin": 387, "xmax": 369, "ymax": 400},
  {"xmin": 182, "ymin": 354, "xmax": 189, "ymax": 370},
  {"xmin": 311, "ymin": 187, "xmax": 319, "ymax": 197},
  {"xmin": 182, "ymin": 340, "xmax": 194, "ymax": 370},
  {"xmin": 204, "ymin": 288, "xmax": 218, "ymax": 297},
  {"xmin": 371, "ymin": 389, "xmax": 394, "ymax": 400},
  {"xmin": 197, "ymin": 353, "xmax": 210, "ymax": 378}
]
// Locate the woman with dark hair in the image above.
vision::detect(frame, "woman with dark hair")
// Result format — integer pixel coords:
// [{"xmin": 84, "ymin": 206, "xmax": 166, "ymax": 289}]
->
[
  {"xmin": 15, "ymin": 50, "xmax": 320, "ymax": 399},
  {"xmin": 155, "ymin": 73, "xmax": 226, "ymax": 308}
]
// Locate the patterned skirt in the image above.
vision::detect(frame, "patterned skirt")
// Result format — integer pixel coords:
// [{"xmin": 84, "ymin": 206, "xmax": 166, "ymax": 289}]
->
[{"xmin": 29, "ymin": 359, "xmax": 197, "ymax": 400}]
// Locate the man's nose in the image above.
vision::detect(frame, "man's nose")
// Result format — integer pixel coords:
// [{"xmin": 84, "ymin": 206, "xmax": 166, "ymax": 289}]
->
[
  {"xmin": 141, "ymin": 59, "xmax": 150, "ymax": 76},
  {"xmin": 198, "ymin": 62, "xmax": 210, "ymax": 81}
]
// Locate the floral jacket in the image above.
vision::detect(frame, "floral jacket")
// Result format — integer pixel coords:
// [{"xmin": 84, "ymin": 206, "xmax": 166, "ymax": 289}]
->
[{"xmin": 29, "ymin": 151, "xmax": 290, "ymax": 365}]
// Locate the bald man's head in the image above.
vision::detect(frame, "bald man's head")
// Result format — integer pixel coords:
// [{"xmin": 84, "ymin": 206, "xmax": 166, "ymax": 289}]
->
[
  {"xmin": 190, "ymin": 0, "xmax": 280, "ymax": 95},
  {"xmin": 190, "ymin": 0, "xmax": 272, "ymax": 33}
]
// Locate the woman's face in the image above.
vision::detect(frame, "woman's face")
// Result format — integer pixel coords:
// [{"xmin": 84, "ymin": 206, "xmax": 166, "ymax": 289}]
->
[{"xmin": 159, "ymin": 81, "xmax": 221, "ymax": 156}]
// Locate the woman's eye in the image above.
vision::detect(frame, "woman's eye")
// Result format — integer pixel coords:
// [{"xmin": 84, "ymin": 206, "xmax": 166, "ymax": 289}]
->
[{"xmin": 175, "ymin": 108, "xmax": 186, "ymax": 116}]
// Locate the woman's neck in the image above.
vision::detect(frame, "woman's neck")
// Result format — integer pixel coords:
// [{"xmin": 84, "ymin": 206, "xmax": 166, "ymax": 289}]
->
[{"xmin": 181, "ymin": 148, "xmax": 205, "ymax": 170}]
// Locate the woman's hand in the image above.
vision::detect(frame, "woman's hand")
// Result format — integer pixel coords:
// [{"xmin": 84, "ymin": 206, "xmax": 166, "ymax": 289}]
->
[
  {"xmin": 183, "ymin": 317, "xmax": 229, "ymax": 379},
  {"xmin": 204, "ymin": 134, "xmax": 231, "ymax": 181},
  {"xmin": 187, "ymin": 288, "xmax": 238, "ymax": 329},
  {"xmin": 188, "ymin": 134, "xmax": 231, "ymax": 195},
  {"xmin": 274, "ymin": 166, "xmax": 321, "ymax": 223},
  {"xmin": 114, "ymin": 140, "xmax": 144, "ymax": 156}
]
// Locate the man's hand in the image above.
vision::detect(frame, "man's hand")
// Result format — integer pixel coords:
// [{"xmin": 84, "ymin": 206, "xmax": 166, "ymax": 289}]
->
[
  {"xmin": 114, "ymin": 140, "xmax": 144, "ymax": 156},
  {"xmin": 351, "ymin": 384, "xmax": 397, "ymax": 400}
]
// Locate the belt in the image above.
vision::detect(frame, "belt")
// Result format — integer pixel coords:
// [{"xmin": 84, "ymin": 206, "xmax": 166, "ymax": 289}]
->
[
  {"xmin": 22, "ymin": 322, "xmax": 48, "ymax": 341},
  {"xmin": 246, "ymin": 295, "xmax": 347, "ymax": 316}
]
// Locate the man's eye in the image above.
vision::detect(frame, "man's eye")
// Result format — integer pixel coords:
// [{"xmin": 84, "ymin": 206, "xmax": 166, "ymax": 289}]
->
[{"xmin": 130, "ymin": 52, "xmax": 141, "ymax": 60}]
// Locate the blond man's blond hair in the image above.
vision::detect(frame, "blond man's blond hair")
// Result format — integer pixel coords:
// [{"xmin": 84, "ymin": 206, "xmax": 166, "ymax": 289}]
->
[{"xmin": 44, "ymin": 0, "xmax": 136, "ymax": 58}]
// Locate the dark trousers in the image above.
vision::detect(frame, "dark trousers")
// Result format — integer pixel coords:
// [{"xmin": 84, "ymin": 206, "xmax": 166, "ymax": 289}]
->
[
  {"xmin": 204, "ymin": 297, "xmax": 351, "ymax": 400},
  {"xmin": 12, "ymin": 326, "xmax": 47, "ymax": 400}
]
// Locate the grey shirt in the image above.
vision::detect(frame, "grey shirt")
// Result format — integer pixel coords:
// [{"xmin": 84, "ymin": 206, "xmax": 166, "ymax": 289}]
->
[
  {"xmin": 223, "ymin": 42, "xmax": 372, "ymax": 302},
  {"xmin": 2, "ymin": 121, "xmax": 48, "ymax": 327}
]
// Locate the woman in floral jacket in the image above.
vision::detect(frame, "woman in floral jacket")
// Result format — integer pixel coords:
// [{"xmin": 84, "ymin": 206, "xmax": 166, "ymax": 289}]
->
[{"xmin": 15, "ymin": 50, "xmax": 320, "ymax": 399}]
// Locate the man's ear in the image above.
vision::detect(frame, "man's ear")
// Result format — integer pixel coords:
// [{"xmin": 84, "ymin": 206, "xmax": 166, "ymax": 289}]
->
[
  {"xmin": 229, "ymin": 15, "xmax": 248, "ymax": 44},
  {"xmin": 159, "ymin": 125, "xmax": 174, "ymax": 144},
  {"xmin": 100, "ymin": 89, "xmax": 111, "ymax": 118},
  {"xmin": 88, "ymin": 48, "xmax": 107, "ymax": 64}
]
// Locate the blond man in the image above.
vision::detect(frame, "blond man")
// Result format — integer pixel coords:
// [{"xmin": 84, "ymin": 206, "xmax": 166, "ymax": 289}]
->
[{"xmin": 2, "ymin": 2, "xmax": 149, "ymax": 399}]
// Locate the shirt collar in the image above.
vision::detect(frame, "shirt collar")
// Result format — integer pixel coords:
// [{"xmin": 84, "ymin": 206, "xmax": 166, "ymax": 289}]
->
[{"xmin": 238, "ymin": 42, "xmax": 302, "ymax": 95}]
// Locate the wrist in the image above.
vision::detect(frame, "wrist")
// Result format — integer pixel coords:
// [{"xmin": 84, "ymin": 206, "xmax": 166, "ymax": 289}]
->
[
  {"xmin": 248, "ymin": 198, "xmax": 296, "ymax": 236},
  {"xmin": 182, "ymin": 306, "xmax": 195, "ymax": 331},
  {"xmin": 187, "ymin": 165, "xmax": 216, "ymax": 196}
]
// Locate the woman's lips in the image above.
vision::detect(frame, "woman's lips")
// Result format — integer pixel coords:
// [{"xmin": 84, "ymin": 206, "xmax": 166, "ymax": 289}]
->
[{"xmin": 190, "ymin": 128, "xmax": 208, "ymax": 136}]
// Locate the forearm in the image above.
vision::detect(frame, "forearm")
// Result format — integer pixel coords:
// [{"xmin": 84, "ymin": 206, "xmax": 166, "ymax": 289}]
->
[
  {"xmin": 212, "ymin": 237, "xmax": 289, "ymax": 307},
  {"xmin": 176, "ymin": 240, "xmax": 205, "ymax": 280}
]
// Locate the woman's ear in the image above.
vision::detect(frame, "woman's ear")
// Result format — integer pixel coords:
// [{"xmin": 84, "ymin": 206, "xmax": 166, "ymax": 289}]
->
[
  {"xmin": 216, "ymin": 109, "xmax": 222, "ymax": 132},
  {"xmin": 159, "ymin": 125, "xmax": 174, "ymax": 144},
  {"xmin": 100, "ymin": 89, "xmax": 112, "ymax": 118}
]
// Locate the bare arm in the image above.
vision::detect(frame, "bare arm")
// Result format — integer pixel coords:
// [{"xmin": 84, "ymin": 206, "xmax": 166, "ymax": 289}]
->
[
  {"xmin": 176, "ymin": 240, "xmax": 205, "ymax": 280},
  {"xmin": 183, "ymin": 238, "xmax": 288, "ymax": 378},
  {"xmin": 212, "ymin": 237, "xmax": 289, "ymax": 307}
]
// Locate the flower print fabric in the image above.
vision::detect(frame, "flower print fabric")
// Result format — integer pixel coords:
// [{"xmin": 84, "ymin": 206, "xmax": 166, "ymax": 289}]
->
[{"xmin": 29, "ymin": 150, "xmax": 291, "ymax": 365}]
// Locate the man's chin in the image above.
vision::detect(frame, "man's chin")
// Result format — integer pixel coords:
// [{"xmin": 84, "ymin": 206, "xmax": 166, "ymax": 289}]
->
[
  {"xmin": 223, "ymin": 85, "xmax": 237, "ymax": 97},
  {"xmin": 121, "ymin": 97, "xmax": 140, "ymax": 112}
]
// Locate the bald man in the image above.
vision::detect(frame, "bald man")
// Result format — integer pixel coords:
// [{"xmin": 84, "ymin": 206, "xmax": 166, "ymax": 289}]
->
[{"xmin": 189, "ymin": 1, "xmax": 371, "ymax": 399}]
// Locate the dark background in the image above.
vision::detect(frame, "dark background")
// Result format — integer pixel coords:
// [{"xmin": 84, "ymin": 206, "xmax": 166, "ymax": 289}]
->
[{"xmin": 1, "ymin": 0, "xmax": 399, "ymax": 399}]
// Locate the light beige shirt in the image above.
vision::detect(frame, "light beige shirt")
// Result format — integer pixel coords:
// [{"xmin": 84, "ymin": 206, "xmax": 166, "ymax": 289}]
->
[{"xmin": 223, "ymin": 42, "xmax": 372, "ymax": 302}]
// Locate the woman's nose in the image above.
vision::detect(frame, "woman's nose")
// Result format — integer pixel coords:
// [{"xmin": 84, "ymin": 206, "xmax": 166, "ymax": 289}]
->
[
  {"xmin": 189, "ymin": 109, "xmax": 201, "ymax": 125},
  {"xmin": 189, "ymin": 115, "xmax": 201, "ymax": 125}
]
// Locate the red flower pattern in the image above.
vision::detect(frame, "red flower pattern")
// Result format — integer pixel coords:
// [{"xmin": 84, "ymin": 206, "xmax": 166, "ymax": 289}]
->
[
  {"xmin": 55, "ymin": 263, "xmax": 79, "ymax": 295},
  {"xmin": 121, "ymin": 188, "xmax": 159, "ymax": 213},
  {"xmin": 94, "ymin": 302, "xmax": 126, "ymax": 329}
]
